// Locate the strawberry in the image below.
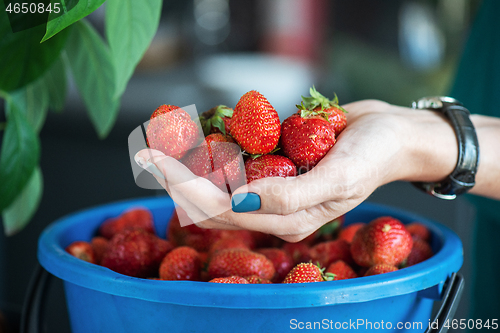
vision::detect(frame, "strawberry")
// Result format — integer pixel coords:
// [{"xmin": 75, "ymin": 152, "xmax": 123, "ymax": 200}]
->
[
  {"xmin": 309, "ymin": 239, "xmax": 353, "ymax": 268},
  {"xmin": 218, "ymin": 229, "xmax": 256, "ymax": 249},
  {"xmin": 159, "ymin": 246, "xmax": 201, "ymax": 281},
  {"xmin": 66, "ymin": 241, "xmax": 96, "ymax": 264},
  {"xmin": 99, "ymin": 207, "xmax": 155, "ymax": 239},
  {"xmin": 251, "ymin": 231, "xmax": 283, "ymax": 249},
  {"xmin": 166, "ymin": 208, "xmax": 223, "ymax": 252},
  {"xmin": 209, "ymin": 276, "xmax": 249, "ymax": 284},
  {"xmin": 208, "ymin": 249, "xmax": 275, "ymax": 280},
  {"xmin": 244, "ymin": 155, "xmax": 297, "ymax": 183},
  {"xmin": 282, "ymin": 242, "xmax": 311, "ymax": 265},
  {"xmin": 244, "ymin": 275, "xmax": 272, "ymax": 284},
  {"xmin": 282, "ymin": 263, "xmax": 333, "ymax": 283},
  {"xmin": 303, "ymin": 216, "xmax": 344, "ymax": 244},
  {"xmin": 146, "ymin": 104, "xmax": 200, "ymax": 160},
  {"xmin": 151, "ymin": 238, "xmax": 174, "ymax": 268},
  {"xmin": 90, "ymin": 236, "xmax": 109, "ymax": 264},
  {"xmin": 364, "ymin": 264, "xmax": 398, "ymax": 276},
  {"xmin": 280, "ymin": 112, "xmax": 336, "ymax": 172},
  {"xmin": 101, "ymin": 229, "xmax": 161, "ymax": 278},
  {"xmin": 182, "ymin": 133, "xmax": 245, "ymax": 192},
  {"xmin": 298, "ymin": 86, "xmax": 347, "ymax": 136},
  {"xmin": 326, "ymin": 260, "xmax": 358, "ymax": 280},
  {"xmin": 199, "ymin": 105, "xmax": 233, "ymax": 136},
  {"xmin": 256, "ymin": 248, "xmax": 294, "ymax": 282},
  {"xmin": 208, "ymin": 238, "xmax": 250, "ymax": 257},
  {"xmin": 406, "ymin": 222, "xmax": 431, "ymax": 242},
  {"xmin": 351, "ymin": 216, "xmax": 413, "ymax": 267},
  {"xmin": 404, "ymin": 239, "xmax": 433, "ymax": 267},
  {"xmin": 338, "ymin": 223, "xmax": 366, "ymax": 244},
  {"xmin": 230, "ymin": 90, "xmax": 281, "ymax": 155}
]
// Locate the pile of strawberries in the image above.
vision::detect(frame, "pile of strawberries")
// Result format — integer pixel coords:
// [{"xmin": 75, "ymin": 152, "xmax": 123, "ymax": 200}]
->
[
  {"xmin": 145, "ymin": 87, "xmax": 348, "ymax": 189},
  {"xmin": 66, "ymin": 207, "xmax": 434, "ymax": 284}
]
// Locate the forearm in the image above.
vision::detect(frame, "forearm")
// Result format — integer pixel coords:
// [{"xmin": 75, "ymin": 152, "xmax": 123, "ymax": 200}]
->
[
  {"xmin": 395, "ymin": 107, "xmax": 500, "ymax": 200},
  {"xmin": 469, "ymin": 115, "xmax": 500, "ymax": 199}
]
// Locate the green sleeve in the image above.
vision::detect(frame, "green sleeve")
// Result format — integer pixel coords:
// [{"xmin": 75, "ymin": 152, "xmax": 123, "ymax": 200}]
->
[{"xmin": 449, "ymin": 0, "xmax": 500, "ymax": 325}]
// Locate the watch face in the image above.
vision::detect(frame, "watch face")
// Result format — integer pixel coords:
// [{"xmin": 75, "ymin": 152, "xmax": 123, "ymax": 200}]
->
[{"xmin": 412, "ymin": 96, "xmax": 462, "ymax": 109}]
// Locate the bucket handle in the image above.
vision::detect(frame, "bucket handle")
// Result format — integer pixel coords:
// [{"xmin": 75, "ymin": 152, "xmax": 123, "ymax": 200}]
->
[
  {"xmin": 20, "ymin": 263, "xmax": 51, "ymax": 333},
  {"xmin": 424, "ymin": 272, "xmax": 464, "ymax": 333}
]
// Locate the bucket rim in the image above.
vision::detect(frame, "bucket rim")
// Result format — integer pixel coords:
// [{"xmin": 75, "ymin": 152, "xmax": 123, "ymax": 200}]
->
[{"xmin": 38, "ymin": 197, "xmax": 463, "ymax": 309}]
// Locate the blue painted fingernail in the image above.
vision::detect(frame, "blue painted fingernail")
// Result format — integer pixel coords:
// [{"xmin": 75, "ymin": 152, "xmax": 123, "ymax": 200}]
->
[{"xmin": 231, "ymin": 193, "xmax": 261, "ymax": 213}]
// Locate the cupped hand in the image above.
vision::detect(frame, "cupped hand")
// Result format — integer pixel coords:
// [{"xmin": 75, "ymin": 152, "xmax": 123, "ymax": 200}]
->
[{"xmin": 135, "ymin": 100, "xmax": 449, "ymax": 242}]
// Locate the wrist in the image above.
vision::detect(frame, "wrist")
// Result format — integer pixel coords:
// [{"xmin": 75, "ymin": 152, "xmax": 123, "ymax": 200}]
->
[{"xmin": 393, "ymin": 106, "xmax": 459, "ymax": 184}]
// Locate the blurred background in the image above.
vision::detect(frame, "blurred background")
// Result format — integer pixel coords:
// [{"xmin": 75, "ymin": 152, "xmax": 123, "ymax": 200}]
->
[{"xmin": 0, "ymin": 0, "xmax": 485, "ymax": 331}]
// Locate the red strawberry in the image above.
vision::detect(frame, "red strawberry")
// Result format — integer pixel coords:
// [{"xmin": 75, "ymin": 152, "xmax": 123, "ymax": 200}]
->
[
  {"xmin": 364, "ymin": 264, "xmax": 398, "ymax": 276},
  {"xmin": 66, "ymin": 241, "xmax": 96, "ymax": 264},
  {"xmin": 326, "ymin": 260, "xmax": 358, "ymax": 280},
  {"xmin": 298, "ymin": 87, "xmax": 347, "ymax": 136},
  {"xmin": 351, "ymin": 216, "xmax": 413, "ymax": 267},
  {"xmin": 303, "ymin": 217, "xmax": 344, "ymax": 244},
  {"xmin": 244, "ymin": 155, "xmax": 297, "ymax": 183},
  {"xmin": 218, "ymin": 229, "xmax": 256, "ymax": 249},
  {"xmin": 256, "ymin": 248, "xmax": 294, "ymax": 282},
  {"xmin": 406, "ymin": 222, "xmax": 431, "ymax": 242},
  {"xmin": 280, "ymin": 112, "xmax": 336, "ymax": 172},
  {"xmin": 90, "ymin": 237, "xmax": 109, "ymax": 264},
  {"xmin": 182, "ymin": 133, "xmax": 244, "ymax": 191},
  {"xmin": 309, "ymin": 239, "xmax": 353, "ymax": 268},
  {"xmin": 282, "ymin": 242, "xmax": 311, "ymax": 265},
  {"xmin": 99, "ymin": 207, "xmax": 155, "ymax": 239},
  {"xmin": 208, "ymin": 238, "xmax": 250, "ymax": 257},
  {"xmin": 209, "ymin": 276, "xmax": 249, "ymax": 284},
  {"xmin": 251, "ymin": 231, "xmax": 283, "ymax": 249},
  {"xmin": 159, "ymin": 246, "xmax": 201, "ymax": 281},
  {"xmin": 146, "ymin": 104, "xmax": 201, "ymax": 160},
  {"xmin": 230, "ymin": 90, "xmax": 281, "ymax": 155},
  {"xmin": 166, "ymin": 208, "xmax": 223, "ymax": 252},
  {"xmin": 404, "ymin": 239, "xmax": 433, "ymax": 267},
  {"xmin": 244, "ymin": 275, "xmax": 272, "ymax": 284},
  {"xmin": 282, "ymin": 263, "xmax": 333, "ymax": 283},
  {"xmin": 338, "ymin": 223, "xmax": 366, "ymax": 244},
  {"xmin": 101, "ymin": 229, "xmax": 161, "ymax": 278},
  {"xmin": 208, "ymin": 249, "xmax": 275, "ymax": 280},
  {"xmin": 151, "ymin": 238, "xmax": 174, "ymax": 268},
  {"xmin": 199, "ymin": 105, "xmax": 233, "ymax": 135}
]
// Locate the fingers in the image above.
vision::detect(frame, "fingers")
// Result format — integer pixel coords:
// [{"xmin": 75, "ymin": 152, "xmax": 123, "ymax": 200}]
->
[
  {"xmin": 231, "ymin": 160, "xmax": 346, "ymax": 216},
  {"xmin": 135, "ymin": 149, "xmax": 245, "ymax": 230}
]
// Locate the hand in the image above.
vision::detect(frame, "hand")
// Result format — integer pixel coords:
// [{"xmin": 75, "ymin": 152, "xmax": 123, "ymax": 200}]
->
[{"xmin": 137, "ymin": 99, "xmax": 500, "ymax": 242}]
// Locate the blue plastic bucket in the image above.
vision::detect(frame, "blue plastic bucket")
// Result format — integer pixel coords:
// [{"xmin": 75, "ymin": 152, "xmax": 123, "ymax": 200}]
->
[{"xmin": 38, "ymin": 197, "xmax": 463, "ymax": 333}]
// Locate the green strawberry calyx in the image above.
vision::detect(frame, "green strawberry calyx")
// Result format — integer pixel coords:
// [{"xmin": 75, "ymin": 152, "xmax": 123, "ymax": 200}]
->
[
  {"xmin": 311, "ymin": 261, "xmax": 335, "ymax": 282},
  {"xmin": 199, "ymin": 105, "xmax": 233, "ymax": 136},
  {"xmin": 296, "ymin": 86, "xmax": 347, "ymax": 116},
  {"xmin": 248, "ymin": 146, "xmax": 281, "ymax": 160}
]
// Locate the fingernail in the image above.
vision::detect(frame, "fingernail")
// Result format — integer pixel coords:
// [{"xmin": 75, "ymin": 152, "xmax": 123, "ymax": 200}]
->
[
  {"xmin": 231, "ymin": 193, "xmax": 261, "ymax": 213},
  {"xmin": 134, "ymin": 152, "xmax": 165, "ymax": 179}
]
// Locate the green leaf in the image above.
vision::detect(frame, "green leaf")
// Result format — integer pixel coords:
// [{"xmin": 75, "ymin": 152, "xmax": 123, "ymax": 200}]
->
[
  {"xmin": 0, "ymin": 101, "xmax": 40, "ymax": 212},
  {"xmin": 211, "ymin": 116, "xmax": 226, "ymax": 135},
  {"xmin": 105, "ymin": 0, "xmax": 162, "ymax": 97},
  {"xmin": 2, "ymin": 167, "xmax": 43, "ymax": 236},
  {"xmin": 44, "ymin": 56, "xmax": 67, "ymax": 112},
  {"xmin": 0, "ymin": 3, "xmax": 70, "ymax": 92},
  {"xmin": 9, "ymin": 78, "xmax": 50, "ymax": 133},
  {"xmin": 216, "ymin": 105, "xmax": 233, "ymax": 118},
  {"xmin": 65, "ymin": 20, "xmax": 119, "ymax": 138},
  {"xmin": 42, "ymin": 0, "xmax": 106, "ymax": 42}
]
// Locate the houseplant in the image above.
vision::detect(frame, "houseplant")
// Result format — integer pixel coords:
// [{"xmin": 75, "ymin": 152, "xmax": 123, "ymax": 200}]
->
[{"xmin": 0, "ymin": 0, "xmax": 163, "ymax": 235}]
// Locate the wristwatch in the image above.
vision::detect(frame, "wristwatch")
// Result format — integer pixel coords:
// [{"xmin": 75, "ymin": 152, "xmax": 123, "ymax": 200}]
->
[{"xmin": 411, "ymin": 96, "xmax": 479, "ymax": 200}]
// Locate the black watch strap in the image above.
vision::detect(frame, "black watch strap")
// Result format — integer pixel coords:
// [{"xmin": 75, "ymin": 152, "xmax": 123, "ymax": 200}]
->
[{"xmin": 411, "ymin": 97, "xmax": 480, "ymax": 200}]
